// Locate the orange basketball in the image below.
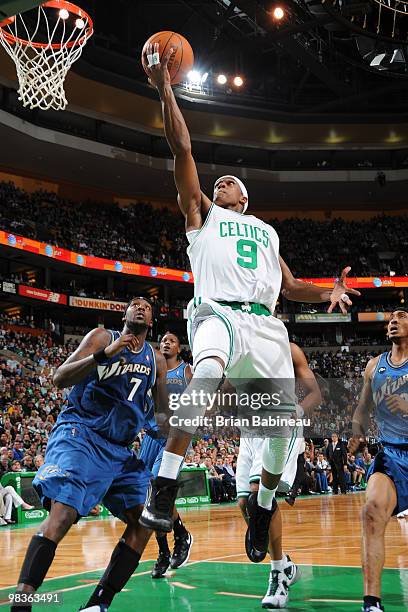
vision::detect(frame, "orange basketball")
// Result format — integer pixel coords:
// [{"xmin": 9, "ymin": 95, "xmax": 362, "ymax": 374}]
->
[{"xmin": 142, "ymin": 31, "xmax": 194, "ymax": 85}]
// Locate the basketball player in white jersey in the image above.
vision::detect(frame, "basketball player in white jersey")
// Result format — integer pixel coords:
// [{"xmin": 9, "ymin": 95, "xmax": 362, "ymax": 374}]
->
[
  {"xmin": 236, "ymin": 342, "xmax": 321, "ymax": 608},
  {"xmin": 140, "ymin": 44, "xmax": 359, "ymax": 558}
]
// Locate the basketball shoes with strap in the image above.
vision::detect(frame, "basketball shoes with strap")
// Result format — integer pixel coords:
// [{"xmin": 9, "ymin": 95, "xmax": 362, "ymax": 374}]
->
[{"xmin": 262, "ymin": 569, "xmax": 289, "ymax": 609}]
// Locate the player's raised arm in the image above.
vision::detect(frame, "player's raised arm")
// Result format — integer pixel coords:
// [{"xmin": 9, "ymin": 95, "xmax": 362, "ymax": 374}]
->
[
  {"xmin": 348, "ymin": 356, "xmax": 378, "ymax": 452},
  {"xmin": 142, "ymin": 43, "xmax": 212, "ymax": 231},
  {"xmin": 279, "ymin": 257, "xmax": 361, "ymax": 312},
  {"xmin": 53, "ymin": 328, "xmax": 139, "ymax": 388},
  {"xmin": 290, "ymin": 343, "xmax": 322, "ymax": 415}
]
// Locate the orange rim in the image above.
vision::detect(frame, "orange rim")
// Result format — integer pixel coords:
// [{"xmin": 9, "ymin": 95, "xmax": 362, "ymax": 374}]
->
[{"xmin": 0, "ymin": 0, "xmax": 93, "ymax": 49}]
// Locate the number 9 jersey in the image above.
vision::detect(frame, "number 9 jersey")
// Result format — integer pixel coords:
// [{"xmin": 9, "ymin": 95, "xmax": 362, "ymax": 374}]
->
[{"xmin": 186, "ymin": 203, "xmax": 281, "ymax": 313}]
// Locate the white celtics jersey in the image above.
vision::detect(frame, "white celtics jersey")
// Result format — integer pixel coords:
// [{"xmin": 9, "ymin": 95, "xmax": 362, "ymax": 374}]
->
[{"xmin": 187, "ymin": 204, "xmax": 281, "ymax": 311}]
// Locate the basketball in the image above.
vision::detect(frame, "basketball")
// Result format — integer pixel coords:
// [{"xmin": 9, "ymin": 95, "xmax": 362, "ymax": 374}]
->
[{"xmin": 142, "ymin": 31, "xmax": 194, "ymax": 85}]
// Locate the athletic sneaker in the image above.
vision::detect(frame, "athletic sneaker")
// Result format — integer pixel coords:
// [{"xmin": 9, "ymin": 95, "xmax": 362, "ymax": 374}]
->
[
  {"xmin": 284, "ymin": 493, "xmax": 296, "ymax": 507},
  {"xmin": 139, "ymin": 477, "xmax": 179, "ymax": 532},
  {"xmin": 245, "ymin": 492, "xmax": 276, "ymax": 563},
  {"xmin": 361, "ymin": 604, "xmax": 384, "ymax": 611},
  {"xmin": 262, "ymin": 570, "xmax": 289, "ymax": 609},
  {"xmin": 170, "ymin": 532, "xmax": 193, "ymax": 569},
  {"xmin": 283, "ymin": 554, "xmax": 300, "ymax": 586},
  {"xmin": 151, "ymin": 551, "xmax": 171, "ymax": 579},
  {"xmin": 397, "ymin": 508, "xmax": 408, "ymax": 518},
  {"xmin": 79, "ymin": 605, "xmax": 109, "ymax": 611}
]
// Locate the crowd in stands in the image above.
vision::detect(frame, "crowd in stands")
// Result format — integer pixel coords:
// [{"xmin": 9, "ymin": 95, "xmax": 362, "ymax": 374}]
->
[{"xmin": 1, "ymin": 180, "xmax": 408, "ymax": 276}]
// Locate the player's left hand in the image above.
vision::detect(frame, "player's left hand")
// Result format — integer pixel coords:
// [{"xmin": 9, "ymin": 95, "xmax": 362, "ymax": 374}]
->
[
  {"xmin": 327, "ymin": 267, "xmax": 361, "ymax": 314},
  {"xmin": 385, "ymin": 394, "xmax": 408, "ymax": 416}
]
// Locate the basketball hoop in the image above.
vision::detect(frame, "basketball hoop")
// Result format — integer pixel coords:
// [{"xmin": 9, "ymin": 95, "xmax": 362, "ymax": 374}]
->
[{"xmin": 0, "ymin": 0, "xmax": 93, "ymax": 111}]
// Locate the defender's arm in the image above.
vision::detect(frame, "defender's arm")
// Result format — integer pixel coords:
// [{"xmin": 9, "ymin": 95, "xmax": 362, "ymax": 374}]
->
[
  {"xmin": 53, "ymin": 329, "xmax": 139, "ymax": 389},
  {"xmin": 348, "ymin": 357, "xmax": 378, "ymax": 451}
]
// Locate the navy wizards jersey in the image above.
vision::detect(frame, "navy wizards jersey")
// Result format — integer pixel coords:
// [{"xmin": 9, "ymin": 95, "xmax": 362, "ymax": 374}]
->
[
  {"xmin": 144, "ymin": 361, "xmax": 189, "ymax": 435},
  {"xmin": 58, "ymin": 331, "xmax": 156, "ymax": 445},
  {"xmin": 372, "ymin": 352, "xmax": 408, "ymax": 445}
]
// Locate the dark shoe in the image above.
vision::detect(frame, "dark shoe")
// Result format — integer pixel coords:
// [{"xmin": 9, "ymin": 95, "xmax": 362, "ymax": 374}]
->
[
  {"xmin": 245, "ymin": 492, "xmax": 276, "ymax": 563},
  {"xmin": 151, "ymin": 552, "xmax": 171, "ymax": 579},
  {"xmin": 170, "ymin": 532, "xmax": 193, "ymax": 569},
  {"xmin": 284, "ymin": 491, "xmax": 296, "ymax": 507},
  {"xmin": 139, "ymin": 477, "xmax": 179, "ymax": 532},
  {"xmin": 362, "ymin": 603, "xmax": 384, "ymax": 611}
]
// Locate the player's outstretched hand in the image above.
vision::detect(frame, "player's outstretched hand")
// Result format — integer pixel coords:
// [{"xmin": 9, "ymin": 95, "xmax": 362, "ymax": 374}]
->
[
  {"xmin": 104, "ymin": 334, "xmax": 139, "ymax": 358},
  {"xmin": 142, "ymin": 42, "xmax": 174, "ymax": 90},
  {"xmin": 327, "ymin": 266, "xmax": 361, "ymax": 314},
  {"xmin": 385, "ymin": 394, "xmax": 408, "ymax": 416}
]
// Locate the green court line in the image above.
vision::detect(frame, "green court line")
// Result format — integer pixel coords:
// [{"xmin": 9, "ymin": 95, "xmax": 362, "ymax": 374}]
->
[{"xmin": 1, "ymin": 561, "xmax": 407, "ymax": 611}]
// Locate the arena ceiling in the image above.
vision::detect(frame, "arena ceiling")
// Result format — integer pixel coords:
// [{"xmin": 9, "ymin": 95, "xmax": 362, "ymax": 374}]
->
[{"xmin": 72, "ymin": 0, "xmax": 408, "ymax": 117}]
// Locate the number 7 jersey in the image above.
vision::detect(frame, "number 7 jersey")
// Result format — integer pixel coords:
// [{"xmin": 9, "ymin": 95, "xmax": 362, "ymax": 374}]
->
[
  {"xmin": 58, "ymin": 331, "xmax": 156, "ymax": 445},
  {"xmin": 187, "ymin": 203, "xmax": 282, "ymax": 312}
]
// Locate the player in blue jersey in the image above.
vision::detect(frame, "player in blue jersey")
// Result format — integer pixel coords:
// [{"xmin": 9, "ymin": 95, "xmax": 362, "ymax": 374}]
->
[
  {"xmin": 10, "ymin": 297, "xmax": 169, "ymax": 612},
  {"xmin": 350, "ymin": 309, "xmax": 408, "ymax": 612},
  {"xmin": 140, "ymin": 331, "xmax": 193, "ymax": 578}
]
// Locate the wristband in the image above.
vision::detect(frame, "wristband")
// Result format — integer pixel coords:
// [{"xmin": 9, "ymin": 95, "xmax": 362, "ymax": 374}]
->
[{"xmin": 93, "ymin": 348, "xmax": 108, "ymax": 364}]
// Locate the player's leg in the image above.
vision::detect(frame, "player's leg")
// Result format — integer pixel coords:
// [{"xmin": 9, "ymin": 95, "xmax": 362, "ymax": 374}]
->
[
  {"xmin": 140, "ymin": 316, "xmax": 229, "ymax": 532},
  {"xmin": 12, "ymin": 424, "xmax": 104, "ymax": 611},
  {"xmin": 246, "ymin": 436, "xmax": 292, "ymax": 562},
  {"xmin": 81, "ymin": 504, "xmax": 151, "ymax": 611},
  {"xmin": 82, "ymin": 452, "xmax": 153, "ymax": 610},
  {"xmin": 170, "ymin": 506, "xmax": 193, "ymax": 570},
  {"xmin": 148, "ymin": 441, "xmax": 193, "ymax": 576},
  {"xmin": 242, "ymin": 480, "xmax": 299, "ymax": 609},
  {"xmin": 361, "ymin": 472, "xmax": 396, "ymax": 612},
  {"xmin": 246, "ymin": 318, "xmax": 296, "ymax": 561},
  {"xmin": 11, "ymin": 501, "xmax": 77, "ymax": 611}
]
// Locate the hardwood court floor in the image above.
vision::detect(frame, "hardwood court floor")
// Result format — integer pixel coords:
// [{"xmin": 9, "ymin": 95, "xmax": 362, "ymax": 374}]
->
[{"xmin": 0, "ymin": 493, "xmax": 407, "ymax": 611}]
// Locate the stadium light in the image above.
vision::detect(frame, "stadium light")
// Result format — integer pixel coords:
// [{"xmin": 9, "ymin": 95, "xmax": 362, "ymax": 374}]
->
[
  {"xmin": 187, "ymin": 70, "xmax": 201, "ymax": 84},
  {"xmin": 217, "ymin": 74, "xmax": 227, "ymax": 85},
  {"xmin": 273, "ymin": 6, "xmax": 285, "ymax": 20},
  {"xmin": 233, "ymin": 75, "xmax": 244, "ymax": 87}
]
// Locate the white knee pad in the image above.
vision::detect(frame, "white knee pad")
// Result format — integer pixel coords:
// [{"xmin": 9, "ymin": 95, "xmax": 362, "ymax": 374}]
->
[
  {"xmin": 192, "ymin": 316, "xmax": 230, "ymax": 371},
  {"xmin": 262, "ymin": 437, "xmax": 291, "ymax": 475},
  {"xmin": 172, "ymin": 357, "xmax": 224, "ymax": 435}
]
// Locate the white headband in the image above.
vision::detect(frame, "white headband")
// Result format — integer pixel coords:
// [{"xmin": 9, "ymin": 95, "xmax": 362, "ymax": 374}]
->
[{"xmin": 214, "ymin": 175, "xmax": 249, "ymax": 214}]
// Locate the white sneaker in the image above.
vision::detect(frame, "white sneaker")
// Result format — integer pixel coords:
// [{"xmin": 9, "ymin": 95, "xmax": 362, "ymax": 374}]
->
[
  {"xmin": 262, "ymin": 570, "xmax": 288, "ymax": 609},
  {"xmin": 0, "ymin": 517, "xmax": 7, "ymax": 526},
  {"xmin": 283, "ymin": 554, "xmax": 300, "ymax": 586},
  {"xmin": 79, "ymin": 606, "xmax": 108, "ymax": 611},
  {"xmin": 397, "ymin": 508, "xmax": 408, "ymax": 519}
]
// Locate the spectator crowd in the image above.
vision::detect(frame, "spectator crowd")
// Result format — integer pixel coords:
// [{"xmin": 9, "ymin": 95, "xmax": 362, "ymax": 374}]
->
[{"xmin": 1, "ymin": 180, "xmax": 408, "ymax": 276}]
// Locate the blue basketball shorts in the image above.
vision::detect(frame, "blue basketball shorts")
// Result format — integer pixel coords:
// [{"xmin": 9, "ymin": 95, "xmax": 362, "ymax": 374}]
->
[
  {"xmin": 139, "ymin": 433, "xmax": 166, "ymax": 478},
  {"xmin": 367, "ymin": 443, "xmax": 408, "ymax": 514},
  {"xmin": 33, "ymin": 423, "xmax": 151, "ymax": 522}
]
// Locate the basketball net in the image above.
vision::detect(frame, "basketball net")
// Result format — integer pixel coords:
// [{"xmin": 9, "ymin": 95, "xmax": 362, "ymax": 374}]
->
[{"xmin": 0, "ymin": 1, "xmax": 93, "ymax": 111}]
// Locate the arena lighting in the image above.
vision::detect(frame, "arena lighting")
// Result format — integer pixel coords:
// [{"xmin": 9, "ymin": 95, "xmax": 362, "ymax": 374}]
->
[
  {"xmin": 273, "ymin": 6, "xmax": 285, "ymax": 20},
  {"xmin": 187, "ymin": 70, "xmax": 201, "ymax": 84},
  {"xmin": 233, "ymin": 75, "xmax": 244, "ymax": 87},
  {"xmin": 201, "ymin": 72, "xmax": 208, "ymax": 83},
  {"xmin": 217, "ymin": 74, "xmax": 227, "ymax": 85}
]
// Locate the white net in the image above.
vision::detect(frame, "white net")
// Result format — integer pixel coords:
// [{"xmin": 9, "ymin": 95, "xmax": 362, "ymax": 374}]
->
[{"xmin": 0, "ymin": 2, "xmax": 93, "ymax": 111}]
